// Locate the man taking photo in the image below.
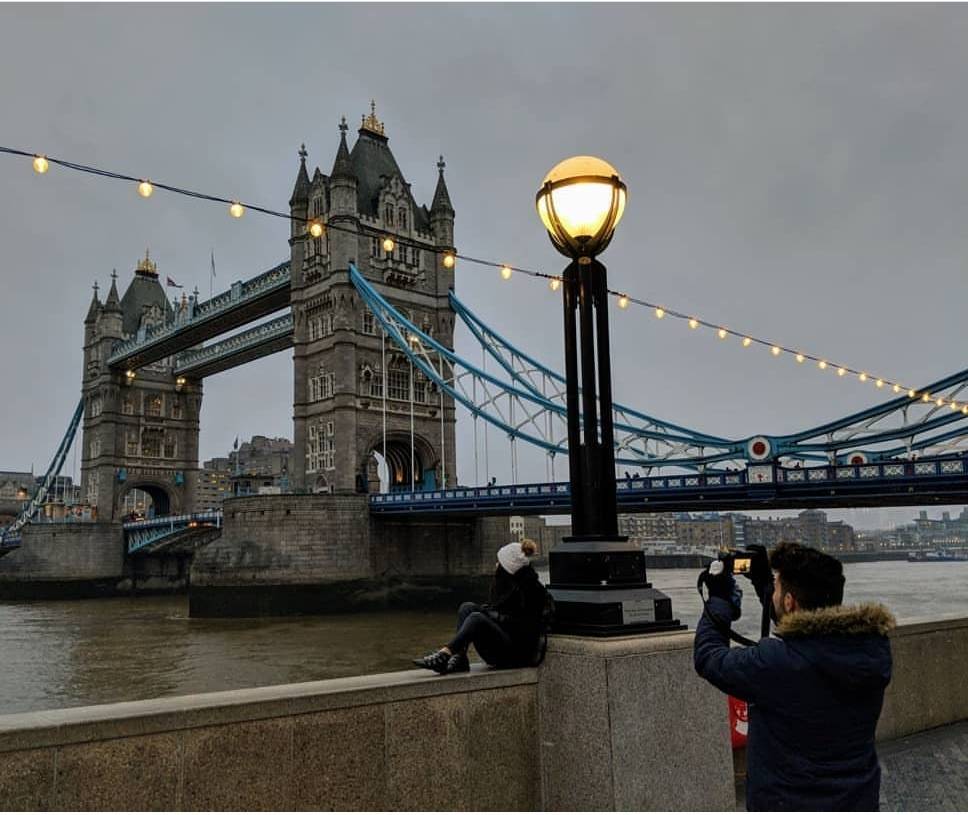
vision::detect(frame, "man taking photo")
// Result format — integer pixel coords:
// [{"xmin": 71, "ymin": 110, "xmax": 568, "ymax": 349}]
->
[{"xmin": 694, "ymin": 542, "xmax": 895, "ymax": 811}]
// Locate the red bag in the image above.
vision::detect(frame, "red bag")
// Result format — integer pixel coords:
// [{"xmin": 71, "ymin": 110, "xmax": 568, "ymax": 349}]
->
[{"xmin": 728, "ymin": 695, "xmax": 749, "ymax": 748}]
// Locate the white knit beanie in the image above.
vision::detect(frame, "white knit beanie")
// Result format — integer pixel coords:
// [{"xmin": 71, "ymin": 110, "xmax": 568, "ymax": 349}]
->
[{"xmin": 497, "ymin": 541, "xmax": 530, "ymax": 575}]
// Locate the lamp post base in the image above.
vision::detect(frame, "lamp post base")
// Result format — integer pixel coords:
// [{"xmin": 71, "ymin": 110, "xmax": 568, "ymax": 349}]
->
[{"xmin": 548, "ymin": 537, "xmax": 685, "ymax": 636}]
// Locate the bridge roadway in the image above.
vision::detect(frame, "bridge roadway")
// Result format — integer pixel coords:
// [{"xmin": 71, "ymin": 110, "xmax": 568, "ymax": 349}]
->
[
  {"xmin": 116, "ymin": 451, "xmax": 968, "ymax": 555},
  {"xmin": 370, "ymin": 451, "xmax": 968, "ymax": 516}
]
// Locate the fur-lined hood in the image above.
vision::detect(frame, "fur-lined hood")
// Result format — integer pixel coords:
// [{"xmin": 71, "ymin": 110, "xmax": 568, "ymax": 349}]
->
[{"xmin": 777, "ymin": 602, "xmax": 896, "ymax": 639}]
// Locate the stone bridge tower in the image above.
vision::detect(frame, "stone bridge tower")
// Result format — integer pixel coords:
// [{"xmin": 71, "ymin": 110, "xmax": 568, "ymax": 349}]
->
[
  {"xmin": 79, "ymin": 253, "xmax": 202, "ymax": 520},
  {"xmin": 290, "ymin": 104, "xmax": 457, "ymax": 494}
]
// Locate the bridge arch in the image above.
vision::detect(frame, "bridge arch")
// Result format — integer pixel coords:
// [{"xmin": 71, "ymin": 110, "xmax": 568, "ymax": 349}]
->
[
  {"xmin": 360, "ymin": 431, "xmax": 438, "ymax": 493},
  {"xmin": 116, "ymin": 480, "xmax": 176, "ymax": 519}
]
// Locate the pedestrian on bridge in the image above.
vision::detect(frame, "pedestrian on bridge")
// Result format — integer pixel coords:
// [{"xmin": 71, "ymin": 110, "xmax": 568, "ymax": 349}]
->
[
  {"xmin": 695, "ymin": 543, "xmax": 895, "ymax": 811},
  {"xmin": 413, "ymin": 539, "xmax": 549, "ymax": 675}
]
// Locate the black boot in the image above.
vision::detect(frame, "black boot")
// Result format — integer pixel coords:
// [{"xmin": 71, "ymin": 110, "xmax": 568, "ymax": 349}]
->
[
  {"xmin": 413, "ymin": 649, "xmax": 450, "ymax": 674},
  {"xmin": 446, "ymin": 652, "xmax": 470, "ymax": 673}
]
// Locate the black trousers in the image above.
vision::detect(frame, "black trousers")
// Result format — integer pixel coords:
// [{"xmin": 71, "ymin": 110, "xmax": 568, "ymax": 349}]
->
[{"xmin": 447, "ymin": 602, "xmax": 514, "ymax": 667}]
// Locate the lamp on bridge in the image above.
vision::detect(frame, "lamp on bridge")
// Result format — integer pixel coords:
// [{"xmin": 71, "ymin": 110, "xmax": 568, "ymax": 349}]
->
[{"xmin": 536, "ymin": 156, "xmax": 682, "ymax": 636}]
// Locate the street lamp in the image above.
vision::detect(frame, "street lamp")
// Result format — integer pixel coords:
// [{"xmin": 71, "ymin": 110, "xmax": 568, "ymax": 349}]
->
[{"xmin": 536, "ymin": 156, "xmax": 682, "ymax": 636}]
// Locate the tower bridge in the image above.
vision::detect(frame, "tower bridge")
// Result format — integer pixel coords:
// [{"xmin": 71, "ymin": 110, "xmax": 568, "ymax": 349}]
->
[{"xmin": 2, "ymin": 104, "xmax": 967, "ymax": 613}]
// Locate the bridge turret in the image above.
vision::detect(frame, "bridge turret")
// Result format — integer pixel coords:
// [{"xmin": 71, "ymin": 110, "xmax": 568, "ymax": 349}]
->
[{"xmin": 430, "ymin": 156, "xmax": 456, "ymax": 295}]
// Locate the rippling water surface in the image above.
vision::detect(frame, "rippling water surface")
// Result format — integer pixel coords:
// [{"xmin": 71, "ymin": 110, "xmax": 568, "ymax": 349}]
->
[{"xmin": 1, "ymin": 561, "xmax": 966, "ymax": 715}]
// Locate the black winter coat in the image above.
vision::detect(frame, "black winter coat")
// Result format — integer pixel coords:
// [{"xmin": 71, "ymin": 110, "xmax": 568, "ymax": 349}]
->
[
  {"xmin": 695, "ymin": 597, "xmax": 894, "ymax": 811},
  {"xmin": 487, "ymin": 564, "xmax": 547, "ymax": 666}
]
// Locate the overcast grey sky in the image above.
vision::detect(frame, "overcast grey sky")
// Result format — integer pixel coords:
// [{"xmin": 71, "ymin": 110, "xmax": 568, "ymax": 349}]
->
[{"xmin": 2, "ymin": 4, "xmax": 967, "ymax": 529}]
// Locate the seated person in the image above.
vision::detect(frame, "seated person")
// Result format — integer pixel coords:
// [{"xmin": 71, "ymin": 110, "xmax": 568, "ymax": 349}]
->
[{"xmin": 414, "ymin": 539, "xmax": 548, "ymax": 674}]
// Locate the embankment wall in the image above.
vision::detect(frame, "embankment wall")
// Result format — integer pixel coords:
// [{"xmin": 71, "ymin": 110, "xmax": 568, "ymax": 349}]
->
[{"xmin": 1, "ymin": 617, "xmax": 965, "ymax": 810}]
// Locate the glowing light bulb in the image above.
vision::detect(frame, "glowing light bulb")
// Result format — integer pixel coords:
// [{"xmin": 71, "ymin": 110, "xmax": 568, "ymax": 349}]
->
[
  {"xmin": 837, "ymin": 367, "xmax": 846, "ymax": 377},
  {"xmin": 742, "ymin": 337, "xmax": 752, "ymax": 347},
  {"xmin": 963, "ymin": 406, "xmax": 968, "ymax": 415},
  {"xmin": 923, "ymin": 393, "xmax": 931, "ymax": 402},
  {"xmin": 229, "ymin": 202, "xmax": 245, "ymax": 218},
  {"xmin": 951, "ymin": 402, "xmax": 959, "ymax": 411},
  {"xmin": 655, "ymin": 307, "xmax": 665, "ymax": 319},
  {"xmin": 443, "ymin": 253, "xmax": 456, "ymax": 269},
  {"xmin": 876, "ymin": 379, "xmax": 884, "ymax": 388},
  {"xmin": 796, "ymin": 353, "xmax": 805, "ymax": 363},
  {"xmin": 893, "ymin": 384, "xmax": 901, "ymax": 393},
  {"xmin": 859, "ymin": 373, "xmax": 867, "ymax": 383},
  {"xmin": 771, "ymin": 346, "xmax": 781, "ymax": 356},
  {"xmin": 138, "ymin": 180, "xmax": 153, "ymax": 198},
  {"xmin": 500, "ymin": 265, "xmax": 512, "ymax": 280},
  {"xmin": 382, "ymin": 237, "xmax": 395, "ymax": 252},
  {"xmin": 718, "ymin": 328, "xmax": 727, "ymax": 340},
  {"xmin": 618, "ymin": 295, "xmax": 629, "ymax": 309},
  {"xmin": 818, "ymin": 360, "xmax": 827, "ymax": 370},
  {"xmin": 308, "ymin": 221, "xmax": 324, "ymax": 238},
  {"xmin": 549, "ymin": 278, "xmax": 561, "ymax": 292},
  {"xmin": 32, "ymin": 155, "xmax": 49, "ymax": 174},
  {"xmin": 936, "ymin": 397, "xmax": 945, "ymax": 407},
  {"xmin": 909, "ymin": 389, "xmax": 917, "ymax": 399},
  {"xmin": 689, "ymin": 318, "xmax": 699, "ymax": 329},
  {"xmin": 125, "ymin": 370, "xmax": 136, "ymax": 381}
]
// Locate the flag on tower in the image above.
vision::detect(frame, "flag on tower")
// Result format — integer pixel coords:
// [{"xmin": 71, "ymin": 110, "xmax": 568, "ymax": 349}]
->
[{"xmin": 166, "ymin": 277, "xmax": 183, "ymax": 289}]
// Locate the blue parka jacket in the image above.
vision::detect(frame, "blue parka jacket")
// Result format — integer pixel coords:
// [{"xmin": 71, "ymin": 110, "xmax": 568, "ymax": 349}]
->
[{"xmin": 695, "ymin": 597, "xmax": 895, "ymax": 811}]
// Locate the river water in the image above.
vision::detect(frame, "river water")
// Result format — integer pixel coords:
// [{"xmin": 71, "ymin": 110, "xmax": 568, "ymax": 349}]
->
[{"xmin": 1, "ymin": 561, "xmax": 967, "ymax": 716}]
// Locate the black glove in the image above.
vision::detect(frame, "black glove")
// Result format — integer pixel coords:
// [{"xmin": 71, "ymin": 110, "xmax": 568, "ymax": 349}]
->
[
  {"xmin": 746, "ymin": 545, "xmax": 773, "ymax": 604},
  {"xmin": 701, "ymin": 560, "xmax": 743, "ymax": 621}
]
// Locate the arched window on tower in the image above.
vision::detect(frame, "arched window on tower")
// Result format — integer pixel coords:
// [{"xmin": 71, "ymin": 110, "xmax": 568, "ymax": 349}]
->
[
  {"xmin": 399, "ymin": 207, "xmax": 407, "ymax": 230},
  {"xmin": 384, "ymin": 204, "xmax": 394, "ymax": 226}
]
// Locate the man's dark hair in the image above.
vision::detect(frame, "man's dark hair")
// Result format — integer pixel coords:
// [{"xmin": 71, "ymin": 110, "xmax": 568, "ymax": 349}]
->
[{"xmin": 769, "ymin": 542, "xmax": 845, "ymax": 610}]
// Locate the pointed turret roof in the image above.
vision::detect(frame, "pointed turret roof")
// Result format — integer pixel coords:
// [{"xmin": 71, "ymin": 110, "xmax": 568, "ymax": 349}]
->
[
  {"xmin": 331, "ymin": 117, "xmax": 355, "ymax": 180},
  {"xmin": 85, "ymin": 282, "xmax": 102, "ymax": 324},
  {"xmin": 104, "ymin": 270, "xmax": 122, "ymax": 312},
  {"xmin": 431, "ymin": 155, "xmax": 454, "ymax": 215},
  {"xmin": 118, "ymin": 251, "xmax": 174, "ymax": 335},
  {"xmin": 346, "ymin": 103, "xmax": 430, "ymax": 230},
  {"xmin": 289, "ymin": 144, "xmax": 310, "ymax": 206}
]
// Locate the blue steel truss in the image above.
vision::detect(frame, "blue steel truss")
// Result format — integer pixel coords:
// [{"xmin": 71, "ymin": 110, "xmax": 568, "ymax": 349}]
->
[
  {"xmin": 0, "ymin": 398, "xmax": 84, "ymax": 543},
  {"xmin": 354, "ymin": 265, "xmax": 968, "ymax": 471},
  {"xmin": 174, "ymin": 313, "xmax": 294, "ymax": 377}
]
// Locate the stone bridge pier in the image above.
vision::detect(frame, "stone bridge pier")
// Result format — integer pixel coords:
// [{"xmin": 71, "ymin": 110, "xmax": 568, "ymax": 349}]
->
[{"xmin": 188, "ymin": 494, "xmax": 510, "ymax": 617}]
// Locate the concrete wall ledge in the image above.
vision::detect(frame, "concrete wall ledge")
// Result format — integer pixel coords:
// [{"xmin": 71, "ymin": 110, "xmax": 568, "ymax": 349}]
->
[{"xmin": 0, "ymin": 665, "xmax": 537, "ymax": 754}]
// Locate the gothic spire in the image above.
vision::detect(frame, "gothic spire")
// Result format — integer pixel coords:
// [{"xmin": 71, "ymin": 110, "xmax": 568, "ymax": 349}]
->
[
  {"xmin": 104, "ymin": 268, "xmax": 122, "ymax": 312},
  {"xmin": 431, "ymin": 155, "xmax": 454, "ymax": 215},
  {"xmin": 331, "ymin": 117, "xmax": 355, "ymax": 180},
  {"xmin": 84, "ymin": 281, "xmax": 102, "ymax": 324},
  {"xmin": 289, "ymin": 143, "xmax": 310, "ymax": 206}
]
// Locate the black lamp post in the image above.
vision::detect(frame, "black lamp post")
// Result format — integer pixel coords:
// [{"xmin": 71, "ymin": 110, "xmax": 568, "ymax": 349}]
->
[{"xmin": 536, "ymin": 156, "xmax": 683, "ymax": 636}]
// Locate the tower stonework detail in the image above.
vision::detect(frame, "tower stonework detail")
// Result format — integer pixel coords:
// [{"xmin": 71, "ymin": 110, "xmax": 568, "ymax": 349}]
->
[
  {"xmin": 80, "ymin": 255, "xmax": 202, "ymax": 520},
  {"xmin": 290, "ymin": 107, "xmax": 457, "ymax": 494}
]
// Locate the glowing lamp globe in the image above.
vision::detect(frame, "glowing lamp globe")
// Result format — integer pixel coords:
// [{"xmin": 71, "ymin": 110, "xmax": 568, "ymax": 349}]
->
[{"xmin": 536, "ymin": 155, "xmax": 627, "ymax": 260}]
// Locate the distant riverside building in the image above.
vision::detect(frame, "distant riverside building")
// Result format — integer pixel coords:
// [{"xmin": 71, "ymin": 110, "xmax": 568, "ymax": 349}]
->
[
  {"xmin": 194, "ymin": 467, "xmax": 232, "ymax": 510},
  {"xmin": 619, "ymin": 509, "xmax": 857, "ymax": 553},
  {"xmin": 618, "ymin": 512, "xmax": 678, "ymax": 542},
  {"xmin": 508, "ymin": 515, "xmax": 568, "ymax": 556},
  {"xmin": 225, "ymin": 436, "xmax": 293, "ymax": 497}
]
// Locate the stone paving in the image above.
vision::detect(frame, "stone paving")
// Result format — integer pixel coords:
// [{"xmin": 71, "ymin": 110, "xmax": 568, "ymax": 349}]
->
[
  {"xmin": 879, "ymin": 720, "xmax": 968, "ymax": 811},
  {"xmin": 735, "ymin": 719, "xmax": 968, "ymax": 811}
]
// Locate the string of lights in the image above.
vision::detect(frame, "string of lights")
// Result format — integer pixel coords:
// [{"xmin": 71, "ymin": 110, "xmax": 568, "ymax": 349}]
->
[{"xmin": 4, "ymin": 143, "xmax": 963, "ymax": 413}]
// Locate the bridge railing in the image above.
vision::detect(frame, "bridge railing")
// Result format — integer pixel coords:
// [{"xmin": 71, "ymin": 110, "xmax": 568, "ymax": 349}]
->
[{"xmin": 124, "ymin": 510, "xmax": 222, "ymax": 554}]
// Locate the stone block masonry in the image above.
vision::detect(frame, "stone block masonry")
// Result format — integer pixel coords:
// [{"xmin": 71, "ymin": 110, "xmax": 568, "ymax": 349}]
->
[{"xmin": 189, "ymin": 494, "xmax": 501, "ymax": 616}]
